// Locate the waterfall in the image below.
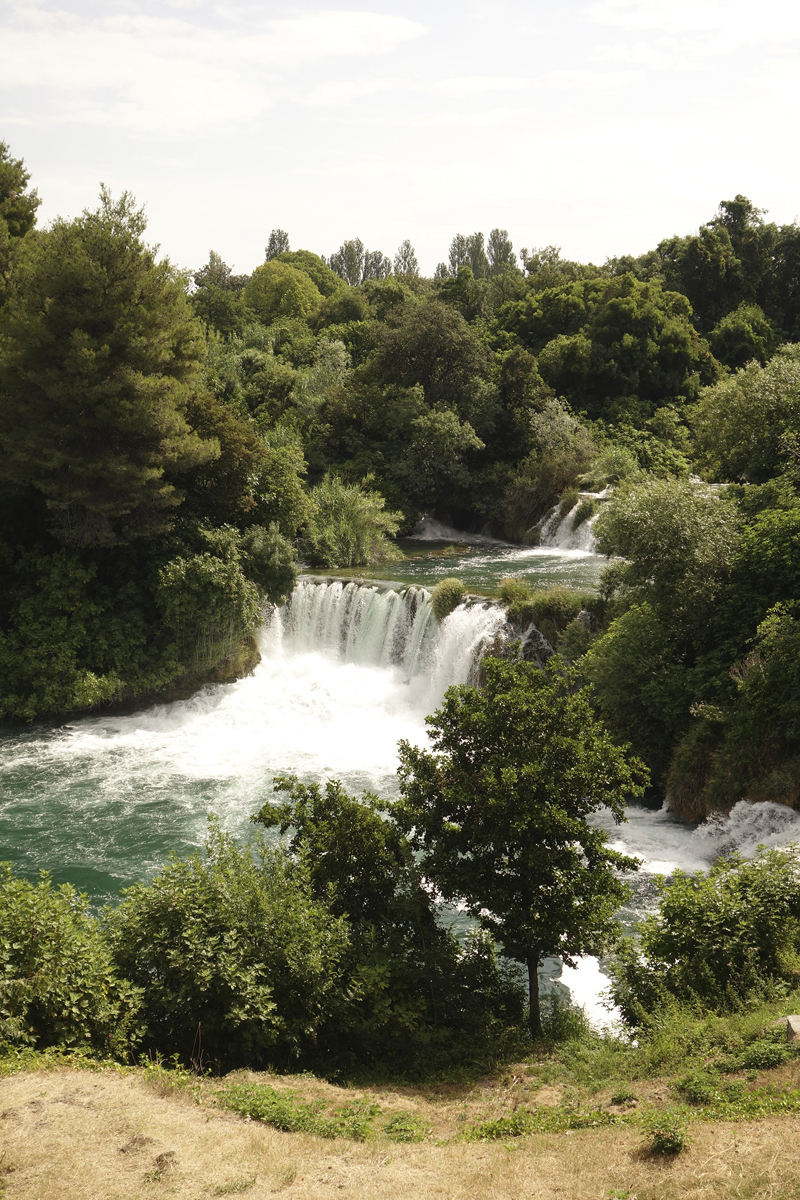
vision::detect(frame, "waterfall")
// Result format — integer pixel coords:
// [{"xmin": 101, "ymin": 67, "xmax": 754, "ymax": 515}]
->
[
  {"xmin": 539, "ymin": 496, "xmax": 601, "ymax": 553},
  {"xmin": 273, "ymin": 579, "xmax": 508, "ymax": 701}
]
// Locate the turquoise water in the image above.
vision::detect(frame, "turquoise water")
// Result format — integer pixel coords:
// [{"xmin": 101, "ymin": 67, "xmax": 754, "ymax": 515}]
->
[
  {"xmin": 0, "ymin": 542, "xmax": 603, "ymax": 907},
  {"xmin": 307, "ymin": 537, "xmax": 606, "ymax": 593}
]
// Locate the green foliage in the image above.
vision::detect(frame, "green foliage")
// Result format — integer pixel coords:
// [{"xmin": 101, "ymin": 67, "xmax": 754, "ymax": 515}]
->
[
  {"xmin": 253, "ymin": 776, "xmax": 527, "ymax": 1074},
  {"xmin": 0, "ymin": 141, "xmax": 40, "ymax": 304},
  {"xmin": 708, "ymin": 303, "xmax": 777, "ymax": 369},
  {"xmin": 216, "ymin": 1081, "xmax": 377, "ymax": 1140},
  {"xmin": 594, "ymin": 475, "xmax": 741, "ymax": 632},
  {"xmin": 243, "ymin": 261, "xmax": 323, "ymax": 325},
  {"xmin": 301, "ymin": 475, "xmax": 402, "ymax": 568},
  {"xmin": 430, "ymin": 578, "xmax": 466, "ymax": 620},
  {"xmin": 692, "ymin": 344, "xmax": 800, "ymax": 483},
  {"xmin": 500, "ymin": 274, "xmax": 713, "ymax": 419},
  {"xmin": 0, "ymin": 189, "xmax": 216, "ymax": 547},
  {"xmin": 498, "ymin": 576, "xmax": 530, "ymax": 606},
  {"xmin": 558, "ymin": 487, "xmax": 579, "ymax": 515},
  {"xmin": 156, "ymin": 547, "xmax": 261, "ymax": 666},
  {"xmin": 107, "ymin": 823, "xmax": 349, "ymax": 1070},
  {"xmin": 572, "ymin": 496, "xmax": 597, "ymax": 527},
  {"xmin": 383, "ymin": 1112, "xmax": 433, "ymax": 1143},
  {"xmin": 641, "ymin": 1109, "xmax": 690, "ymax": 1155},
  {"xmin": 609, "ymin": 848, "xmax": 800, "ymax": 1026},
  {"xmin": 395, "ymin": 657, "xmax": 646, "ymax": 1035},
  {"xmin": 274, "ymin": 249, "xmax": 344, "ymax": 298},
  {"xmin": 0, "ymin": 864, "xmax": 141, "ymax": 1057},
  {"xmin": 582, "ymin": 602, "xmax": 693, "ymax": 778},
  {"xmin": 504, "ymin": 585, "xmax": 590, "ymax": 648}
]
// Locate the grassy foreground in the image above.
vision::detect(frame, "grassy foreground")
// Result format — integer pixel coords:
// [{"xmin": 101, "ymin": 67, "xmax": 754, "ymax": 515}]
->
[{"xmin": 4, "ymin": 1008, "xmax": 800, "ymax": 1200}]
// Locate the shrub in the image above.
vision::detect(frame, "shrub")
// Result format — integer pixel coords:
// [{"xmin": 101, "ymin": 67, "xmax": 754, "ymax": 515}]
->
[
  {"xmin": 106, "ymin": 822, "xmax": 349, "ymax": 1070},
  {"xmin": 384, "ymin": 1112, "xmax": 433, "ymax": 1143},
  {"xmin": 641, "ymin": 1109, "xmax": 690, "ymax": 1155},
  {"xmin": 497, "ymin": 576, "xmax": 531, "ymax": 606},
  {"xmin": 216, "ymin": 1082, "xmax": 377, "ymax": 1140},
  {"xmin": 0, "ymin": 864, "xmax": 141, "ymax": 1057},
  {"xmin": 431, "ymin": 577, "xmax": 466, "ymax": 620},
  {"xmin": 572, "ymin": 497, "xmax": 598, "ymax": 528},
  {"xmin": 301, "ymin": 475, "xmax": 403, "ymax": 568},
  {"xmin": 507, "ymin": 585, "xmax": 589, "ymax": 646},
  {"xmin": 559, "ymin": 487, "xmax": 579, "ymax": 516},
  {"xmin": 609, "ymin": 847, "xmax": 800, "ymax": 1027}
]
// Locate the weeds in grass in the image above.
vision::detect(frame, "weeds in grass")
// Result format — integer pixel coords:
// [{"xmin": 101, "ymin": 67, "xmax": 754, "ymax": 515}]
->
[
  {"xmin": 383, "ymin": 1112, "xmax": 433, "ymax": 1143},
  {"xmin": 213, "ymin": 1174, "xmax": 257, "ymax": 1194},
  {"xmin": 216, "ymin": 1082, "xmax": 379, "ymax": 1140}
]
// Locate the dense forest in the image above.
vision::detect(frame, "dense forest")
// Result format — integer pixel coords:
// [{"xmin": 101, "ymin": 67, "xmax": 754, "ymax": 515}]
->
[{"xmin": 1, "ymin": 140, "xmax": 799, "ymax": 827}]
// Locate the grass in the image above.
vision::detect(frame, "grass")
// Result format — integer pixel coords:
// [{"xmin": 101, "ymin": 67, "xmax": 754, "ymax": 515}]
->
[
  {"xmin": 5, "ymin": 1064, "xmax": 800, "ymax": 1199},
  {"xmin": 5, "ymin": 995, "xmax": 800, "ymax": 1197}
]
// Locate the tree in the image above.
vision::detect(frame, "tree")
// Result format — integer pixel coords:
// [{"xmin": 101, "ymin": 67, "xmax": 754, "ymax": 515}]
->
[
  {"xmin": 592, "ymin": 475, "xmax": 741, "ymax": 635},
  {"xmin": 244, "ymin": 261, "xmax": 323, "ymax": 324},
  {"xmin": 394, "ymin": 239, "xmax": 419, "ymax": 277},
  {"xmin": 395, "ymin": 657, "xmax": 646, "ymax": 1036},
  {"xmin": 0, "ymin": 141, "xmax": 40, "ymax": 304},
  {"xmin": 0, "ymin": 188, "xmax": 218, "ymax": 546},
  {"xmin": 265, "ymin": 229, "xmax": 290, "ymax": 259},
  {"xmin": 329, "ymin": 238, "xmax": 365, "ymax": 286},
  {"xmin": 273, "ymin": 249, "xmax": 343, "ymax": 297},
  {"xmin": 692, "ymin": 344, "xmax": 800, "ymax": 483},
  {"xmin": 487, "ymin": 227, "xmax": 515, "ymax": 275},
  {"xmin": 448, "ymin": 234, "xmax": 470, "ymax": 276}
]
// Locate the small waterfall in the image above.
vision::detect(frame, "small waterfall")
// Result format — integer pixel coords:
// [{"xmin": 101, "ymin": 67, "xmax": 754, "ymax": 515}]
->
[
  {"xmin": 539, "ymin": 496, "xmax": 601, "ymax": 553},
  {"xmin": 276, "ymin": 579, "xmax": 508, "ymax": 696}
]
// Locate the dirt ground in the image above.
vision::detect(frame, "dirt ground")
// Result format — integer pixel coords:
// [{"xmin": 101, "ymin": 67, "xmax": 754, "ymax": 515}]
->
[{"xmin": 2, "ymin": 1068, "xmax": 800, "ymax": 1200}]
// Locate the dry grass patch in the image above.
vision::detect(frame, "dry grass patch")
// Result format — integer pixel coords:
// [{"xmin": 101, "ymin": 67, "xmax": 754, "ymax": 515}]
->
[{"xmin": 1, "ymin": 1068, "xmax": 800, "ymax": 1200}]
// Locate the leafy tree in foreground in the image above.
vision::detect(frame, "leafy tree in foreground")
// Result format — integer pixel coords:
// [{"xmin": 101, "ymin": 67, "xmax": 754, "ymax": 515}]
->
[
  {"xmin": 395, "ymin": 657, "xmax": 646, "ymax": 1036},
  {"xmin": 253, "ymin": 776, "xmax": 526, "ymax": 1070}
]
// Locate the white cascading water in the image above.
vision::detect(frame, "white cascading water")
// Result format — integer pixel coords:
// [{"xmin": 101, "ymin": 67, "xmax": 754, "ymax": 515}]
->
[{"xmin": 539, "ymin": 498, "xmax": 600, "ymax": 553}]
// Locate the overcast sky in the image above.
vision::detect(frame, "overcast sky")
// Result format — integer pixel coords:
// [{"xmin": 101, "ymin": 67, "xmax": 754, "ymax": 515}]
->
[{"xmin": 2, "ymin": 0, "xmax": 798, "ymax": 276}]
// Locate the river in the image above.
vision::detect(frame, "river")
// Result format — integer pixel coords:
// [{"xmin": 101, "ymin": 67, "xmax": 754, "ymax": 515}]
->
[{"xmin": 2, "ymin": 524, "xmax": 799, "ymax": 1023}]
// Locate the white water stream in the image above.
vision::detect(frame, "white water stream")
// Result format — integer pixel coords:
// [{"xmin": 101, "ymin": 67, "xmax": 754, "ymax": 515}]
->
[{"xmin": 2, "ymin": 577, "xmax": 800, "ymax": 1023}]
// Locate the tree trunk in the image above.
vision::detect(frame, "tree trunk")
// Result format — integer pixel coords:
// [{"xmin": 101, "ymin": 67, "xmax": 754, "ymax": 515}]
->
[{"xmin": 527, "ymin": 954, "xmax": 543, "ymax": 1039}]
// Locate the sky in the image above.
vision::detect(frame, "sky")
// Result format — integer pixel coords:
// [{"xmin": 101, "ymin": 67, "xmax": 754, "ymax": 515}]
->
[{"xmin": 1, "ymin": 0, "xmax": 799, "ymax": 276}]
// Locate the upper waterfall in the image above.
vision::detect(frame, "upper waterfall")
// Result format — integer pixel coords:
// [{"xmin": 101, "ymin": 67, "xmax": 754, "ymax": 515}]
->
[{"xmin": 270, "ymin": 579, "xmax": 509, "ymax": 703}]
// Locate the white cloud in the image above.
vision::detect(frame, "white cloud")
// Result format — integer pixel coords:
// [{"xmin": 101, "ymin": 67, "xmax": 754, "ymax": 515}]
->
[
  {"xmin": 0, "ymin": 6, "xmax": 426, "ymax": 134},
  {"xmin": 585, "ymin": 0, "xmax": 800, "ymax": 44},
  {"xmin": 431, "ymin": 76, "xmax": 533, "ymax": 98}
]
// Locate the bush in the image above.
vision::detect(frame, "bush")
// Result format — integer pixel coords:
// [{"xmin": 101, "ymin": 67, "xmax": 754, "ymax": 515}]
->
[
  {"xmin": 430, "ymin": 577, "xmax": 466, "ymax": 620},
  {"xmin": 609, "ymin": 847, "xmax": 800, "ymax": 1027},
  {"xmin": 572, "ymin": 497, "xmax": 598, "ymax": 528},
  {"xmin": 216, "ymin": 1082, "xmax": 377, "ymax": 1140},
  {"xmin": 641, "ymin": 1109, "xmax": 690, "ymax": 1155},
  {"xmin": 301, "ymin": 475, "xmax": 403, "ymax": 568},
  {"xmin": 0, "ymin": 864, "xmax": 141, "ymax": 1057},
  {"xmin": 506, "ymin": 585, "xmax": 589, "ymax": 646},
  {"xmin": 497, "ymin": 576, "xmax": 531, "ymax": 606},
  {"xmin": 106, "ymin": 823, "xmax": 349, "ymax": 1070},
  {"xmin": 558, "ymin": 487, "xmax": 579, "ymax": 516}
]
